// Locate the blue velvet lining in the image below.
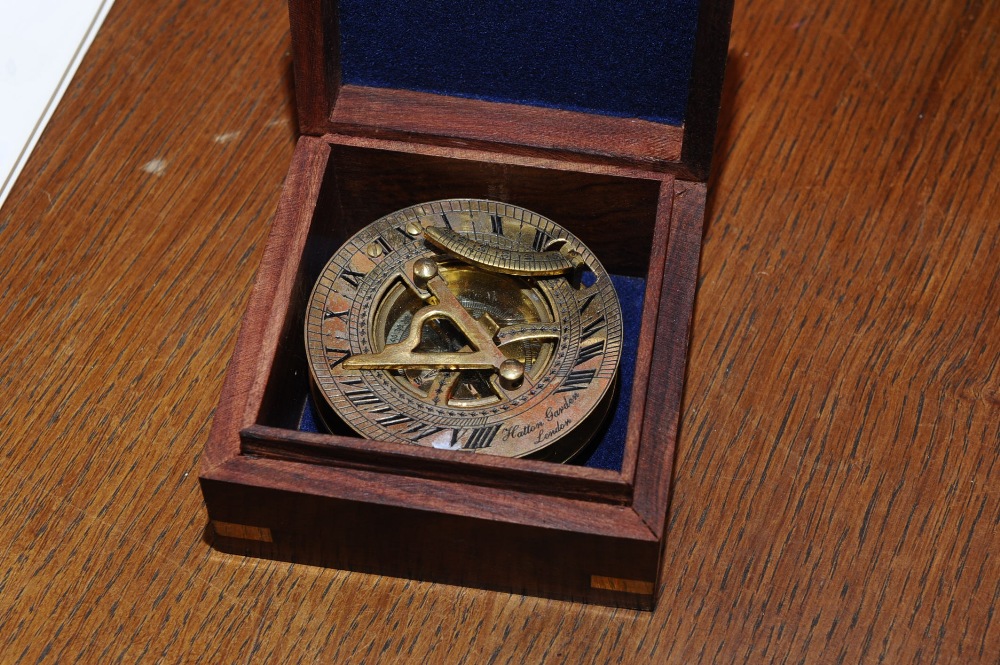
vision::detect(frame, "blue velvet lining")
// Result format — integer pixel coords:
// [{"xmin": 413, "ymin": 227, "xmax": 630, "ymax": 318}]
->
[
  {"xmin": 579, "ymin": 273, "xmax": 644, "ymax": 470},
  {"xmin": 338, "ymin": 1, "xmax": 700, "ymax": 125},
  {"xmin": 300, "ymin": 274, "xmax": 645, "ymax": 471}
]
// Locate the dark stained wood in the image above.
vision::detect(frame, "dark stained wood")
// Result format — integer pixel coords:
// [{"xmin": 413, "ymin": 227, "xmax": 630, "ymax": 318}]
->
[
  {"xmin": 681, "ymin": 0, "xmax": 737, "ymax": 179},
  {"xmin": 328, "ymin": 84, "xmax": 685, "ymax": 170},
  {"xmin": 287, "ymin": 0, "xmax": 338, "ymax": 133},
  {"xmin": 1, "ymin": 0, "xmax": 997, "ymax": 660},
  {"xmin": 239, "ymin": 424, "xmax": 633, "ymax": 504},
  {"xmin": 201, "ymin": 130, "xmax": 682, "ymax": 607},
  {"xmin": 201, "ymin": 136, "xmax": 332, "ymax": 473},
  {"xmin": 318, "ymin": 139, "xmax": 665, "ymax": 277},
  {"xmin": 632, "ymin": 181, "xmax": 708, "ymax": 536},
  {"xmin": 620, "ymin": 182, "xmax": 675, "ymax": 484},
  {"xmin": 203, "ymin": 480, "xmax": 662, "ymax": 609}
]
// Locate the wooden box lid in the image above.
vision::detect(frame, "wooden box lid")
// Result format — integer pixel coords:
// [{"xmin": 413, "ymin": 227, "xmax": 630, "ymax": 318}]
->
[{"xmin": 289, "ymin": 0, "xmax": 733, "ymax": 177}]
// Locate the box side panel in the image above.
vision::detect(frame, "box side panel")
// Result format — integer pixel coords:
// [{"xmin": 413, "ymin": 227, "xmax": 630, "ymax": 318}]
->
[
  {"xmin": 201, "ymin": 136, "xmax": 331, "ymax": 471},
  {"xmin": 201, "ymin": 477, "xmax": 660, "ymax": 609},
  {"xmin": 289, "ymin": 0, "xmax": 339, "ymax": 134},
  {"xmin": 327, "ymin": 86, "xmax": 685, "ymax": 171},
  {"xmin": 633, "ymin": 181, "xmax": 708, "ymax": 536},
  {"xmin": 681, "ymin": 0, "xmax": 736, "ymax": 180}
]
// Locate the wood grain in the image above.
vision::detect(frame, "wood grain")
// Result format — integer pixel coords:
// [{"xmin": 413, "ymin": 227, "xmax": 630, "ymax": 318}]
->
[
  {"xmin": 328, "ymin": 85, "xmax": 685, "ymax": 170},
  {"xmin": 1, "ymin": 0, "xmax": 997, "ymax": 661}
]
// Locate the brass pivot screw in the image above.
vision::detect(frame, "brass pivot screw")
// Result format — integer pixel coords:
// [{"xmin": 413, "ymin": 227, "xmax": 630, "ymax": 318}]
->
[
  {"xmin": 413, "ymin": 257, "xmax": 438, "ymax": 284},
  {"xmin": 499, "ymin": 358, "xmax": 525, "ymax": 389}
]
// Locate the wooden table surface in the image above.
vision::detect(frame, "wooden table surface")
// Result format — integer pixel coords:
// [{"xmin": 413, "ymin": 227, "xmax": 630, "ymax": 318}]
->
[{"xmin": 2, "ymin": 0, "xmax": 997, "ymax": 662}]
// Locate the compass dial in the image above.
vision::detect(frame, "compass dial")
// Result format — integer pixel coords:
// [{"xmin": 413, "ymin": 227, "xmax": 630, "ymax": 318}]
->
[{"xmin": 305, "ymin": 199, "xmax": 622, "ymax": 461}]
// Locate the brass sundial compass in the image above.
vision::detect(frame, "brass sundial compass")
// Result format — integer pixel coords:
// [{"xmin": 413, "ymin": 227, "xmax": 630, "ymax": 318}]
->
[{"xmin": 305, "ymin": 199, "xmax": 623, "ymax": 462}]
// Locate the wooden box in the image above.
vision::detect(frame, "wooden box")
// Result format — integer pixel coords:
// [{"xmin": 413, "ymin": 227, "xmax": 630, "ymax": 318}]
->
[{"xmin": 200, "ymin": 0, "xmax": 733, "ymax": 609}]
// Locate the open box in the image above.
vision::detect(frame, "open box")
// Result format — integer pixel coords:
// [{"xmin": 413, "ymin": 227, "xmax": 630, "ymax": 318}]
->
[{"xmin": 200, "ymin": 0, "xmax": 733, "ymax": 609}]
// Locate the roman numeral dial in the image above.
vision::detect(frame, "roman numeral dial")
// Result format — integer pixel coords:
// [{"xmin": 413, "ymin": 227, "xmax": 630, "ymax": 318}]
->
[{"xmin": 305, "ymin": 199, "xmax": 623, "ymax": 462}]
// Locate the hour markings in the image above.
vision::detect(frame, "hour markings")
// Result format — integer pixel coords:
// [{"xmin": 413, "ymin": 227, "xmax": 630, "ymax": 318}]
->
[
  {"xmin": 345, "ymin": 386, "xmax": 381, "ymax": 406},
  {"xmin": 339, "ymin": 268, "xmax": 366, "ymax": 288},
  {"xmin": 462, "ymin": 424, "xmax": 501, "ymax": 450},
  {"xmin": 402, "ymin": 423, "xmax": 446, "ymax": 441},
  {"xmin": 375, "ymin": 412, "xmax": 414, "ymax": 427},
  {"xmin": 556, "ymin": 369, "xmax": 596, "ymax": 393},
  {"xmin": 393, "ymin": 226, "xmax": 416, "ymax": 243},
  {"xmin": 575, "ymin": 340, "xmax": 605, "ymax": 365},
  {"xmin": 325, "ymin": 347, "xmax": 351, "ymax": 368},
  {"xmin": 373, "ymin": 235, "xmax": 393, "ymax": 255},
  {"xmin": 368, "ymin": 404, "xmax": 413, "ymax": 427},
  {"xmin": 532, "ymin": 229, "xmax": 551, "ymax": 252},
  {"xmin": 581, "ymin": 315, "xmax": 606, "ymax": 339},
  {"xmin": 305, "ymin": 199, "xmax": 622, "ymax": 460}
]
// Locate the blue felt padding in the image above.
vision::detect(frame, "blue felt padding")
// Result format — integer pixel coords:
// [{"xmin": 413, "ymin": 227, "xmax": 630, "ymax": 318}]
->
[
  {"xmin": 578, "ymin": 273, "xmax": 644, "ymax": 470},
  {"xmin": 299, "ymin": 392, "xmax": 320, "ymax": 433},
  {"xmin": 299, "ymin": 273, "xmax": 645, "ymax": 471},
  {"xmin": 339, "ymin": 1, "xmax": 700, "ymax": 126}
]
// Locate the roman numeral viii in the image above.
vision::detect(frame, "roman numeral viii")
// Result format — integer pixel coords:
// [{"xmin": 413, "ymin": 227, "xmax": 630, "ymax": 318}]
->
[{"xmin": 460, "ymin": 424, "xmax": 501, "ymax": 450}]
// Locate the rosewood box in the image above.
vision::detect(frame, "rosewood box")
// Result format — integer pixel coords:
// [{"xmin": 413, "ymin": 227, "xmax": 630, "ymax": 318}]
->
[{"xmin": 200, "ymin": 0, "xmax": 733, "ymax": 609}]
